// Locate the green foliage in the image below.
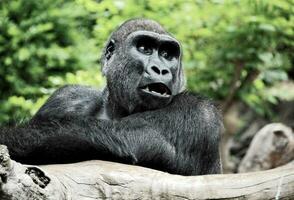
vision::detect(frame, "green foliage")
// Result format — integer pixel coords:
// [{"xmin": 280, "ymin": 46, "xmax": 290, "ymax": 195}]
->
[
  {"xmin": 0, "ymin": 0, "xmax": 293, "ymax": 124},
  {"xmin": 0, "ymin": 0, "xmax": 101, "ymax": 123}
]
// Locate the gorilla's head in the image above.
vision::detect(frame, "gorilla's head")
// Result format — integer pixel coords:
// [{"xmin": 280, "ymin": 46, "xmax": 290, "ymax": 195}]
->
[{"xmin": 101, "ymin": 19, "xmax": 185, "ymax": 113}]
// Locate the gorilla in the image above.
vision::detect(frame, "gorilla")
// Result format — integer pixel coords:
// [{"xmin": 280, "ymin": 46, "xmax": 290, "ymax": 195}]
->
[{"xmin": 0, "ymin": 19, "xmax": 222, "ymax": 176}]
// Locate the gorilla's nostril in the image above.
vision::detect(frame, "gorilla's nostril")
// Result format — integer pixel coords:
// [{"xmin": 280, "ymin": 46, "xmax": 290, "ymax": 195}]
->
[
  {"xmin": 162, "ymin": 69, "xmax": 169, "ymax": 75},
  {"xmin": 151, "ymin": 66, "xmax": 160, "ymax": 74}
]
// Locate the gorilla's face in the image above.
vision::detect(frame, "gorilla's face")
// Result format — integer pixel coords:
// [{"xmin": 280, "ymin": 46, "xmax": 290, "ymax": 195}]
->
[{"xmin": 102, "ymin": 21, "xmax": 185, "ymax": 114}]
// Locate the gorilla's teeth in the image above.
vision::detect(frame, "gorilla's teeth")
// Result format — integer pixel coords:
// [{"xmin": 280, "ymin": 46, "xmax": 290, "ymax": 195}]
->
[{"xmin": 142, "ymin": 85, "xmax": 170, "ymax": 97}]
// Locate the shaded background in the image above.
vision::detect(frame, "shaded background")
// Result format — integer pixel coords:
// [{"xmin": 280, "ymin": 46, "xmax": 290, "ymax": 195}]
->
[{"xmin": 0, "ymin": 0, "xmax": 293, "ymax": 173}]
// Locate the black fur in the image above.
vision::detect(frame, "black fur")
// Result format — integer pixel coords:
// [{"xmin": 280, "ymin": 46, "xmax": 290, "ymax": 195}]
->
[{"xmin": 0, "ymin": 19, "xmax": 222, "ymax": 176}]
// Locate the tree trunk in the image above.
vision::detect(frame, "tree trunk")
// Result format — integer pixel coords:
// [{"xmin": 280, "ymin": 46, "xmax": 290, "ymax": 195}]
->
[
  {"xmin": 0, "ymin": 145, "xmax": 293, "ymax": 200},
  {"xmin": 238, "ymin": 123, "xmax": 294, "ymax": 173}
]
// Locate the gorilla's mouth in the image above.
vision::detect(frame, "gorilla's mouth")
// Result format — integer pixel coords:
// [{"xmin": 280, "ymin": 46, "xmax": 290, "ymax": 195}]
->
[{"xmin": 140, "ymin": 83, "xmax": 171, "ymax": 97}]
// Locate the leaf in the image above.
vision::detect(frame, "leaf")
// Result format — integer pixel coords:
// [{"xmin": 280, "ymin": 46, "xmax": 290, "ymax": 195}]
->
[{"xmin": 258, "ymin": 24, "xmax": 276, "ymax": 32}]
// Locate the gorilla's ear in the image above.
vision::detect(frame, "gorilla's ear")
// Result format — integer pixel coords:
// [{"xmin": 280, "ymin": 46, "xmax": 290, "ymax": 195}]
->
[
  {"xmin": 102, "ymin": 39, "xmax": 115, "ymax": 75},
  {"xmin": 178, "ymin": 67, "xmax": 186, "ymax": 92},
  {"xmin": 105, "ymin": 39, "xmax": 115, "ymax": 61}
]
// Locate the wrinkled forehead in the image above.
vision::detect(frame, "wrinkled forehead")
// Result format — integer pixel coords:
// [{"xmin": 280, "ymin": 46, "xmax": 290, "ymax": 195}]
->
[{"xmin": 127, "ymin": 30, "xmax": 178, "ymax": 43}]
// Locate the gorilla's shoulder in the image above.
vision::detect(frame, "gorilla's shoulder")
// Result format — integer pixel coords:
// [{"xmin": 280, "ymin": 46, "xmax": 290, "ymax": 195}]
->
[
  {"xmin": 169, "ymin": 92, "xmax": 223, "ymax": 137},
  {"xmin": 173, "ymin": 92, "xmax": 219, "ymax": 109},
  {"xmin": 52, "ymin": 85, "xmax": 102, "ymax": 99},
  {"xmin": 172, "ymin": 92, "xmax": 222, "ymax": 120},
  {"xmin": 34, "ymin": 85, "xmax": 104, "ymax": 119}
]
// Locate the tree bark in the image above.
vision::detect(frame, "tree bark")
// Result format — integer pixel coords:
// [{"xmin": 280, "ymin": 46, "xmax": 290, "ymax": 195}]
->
[
  {"xmin": 0, "ymin": 145, "xmax": 293, "ymax": 200},
  {"xmin": 238, "ymin": 123, "xmax": 294, "ymax": 173}
]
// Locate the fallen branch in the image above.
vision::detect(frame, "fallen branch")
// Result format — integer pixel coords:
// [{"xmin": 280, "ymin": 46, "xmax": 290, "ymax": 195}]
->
[{"xmin": 0, "ymin": 145, "xmax": 293, "ymax": 200}]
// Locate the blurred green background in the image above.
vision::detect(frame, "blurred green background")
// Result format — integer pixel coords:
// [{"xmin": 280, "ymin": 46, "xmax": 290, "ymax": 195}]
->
[{"xmin": 0, "ymin": 0, "xmax": 293, "ymax": 125}]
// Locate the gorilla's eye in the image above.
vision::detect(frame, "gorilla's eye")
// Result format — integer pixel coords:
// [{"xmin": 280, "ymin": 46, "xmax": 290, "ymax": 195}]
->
[
  {"xmin": 159, "ymin": 42, "xmax": 180, "ymax": 61},
  {"xmin": 160, "ymin": 50, "xmax": 173, "ymax": 60},
  {"xmin": 137, "ymin": 44, "xmax": 153, "ymax": 55},
  {"xmin": 136, "ymin": 37, "xmax": 155, "ymax": 55}
]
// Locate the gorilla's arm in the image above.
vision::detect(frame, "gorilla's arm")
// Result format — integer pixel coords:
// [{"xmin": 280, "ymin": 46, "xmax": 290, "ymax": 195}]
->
[
  {"xmin": 0, "ymin": 93, "xmax": 221, "ymax": 175},
  {"xmin": 0, "ymin": 117, "xmax": 174, "ymax": 167},
  {"xmin": 136, "ymin": 92, "xmax": 222, "ymax": 175}
]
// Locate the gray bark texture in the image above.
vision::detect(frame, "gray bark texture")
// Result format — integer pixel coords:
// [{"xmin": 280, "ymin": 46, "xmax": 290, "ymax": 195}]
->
[
  {"xmin": 0, "ymin": 145, "xmax": 293, "ymax": 200},
  {"xmin": 238, "ymin": 123, "xmax": 294, "ymax": 173}
]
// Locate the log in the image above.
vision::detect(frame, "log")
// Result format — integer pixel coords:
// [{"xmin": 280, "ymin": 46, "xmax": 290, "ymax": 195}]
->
[
  {"xmin": 0, "ymin": 145, "xmax": 293, "ymax": 200},
  {"xmin": 238, "ymin": 123, "xmax": 294, "ymax": 173}
]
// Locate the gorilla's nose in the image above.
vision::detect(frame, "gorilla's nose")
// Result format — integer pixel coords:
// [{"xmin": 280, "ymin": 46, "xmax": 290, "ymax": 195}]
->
[{"xmin": 146, "ymin": 65, "xmax": 172, "ymax": 82}]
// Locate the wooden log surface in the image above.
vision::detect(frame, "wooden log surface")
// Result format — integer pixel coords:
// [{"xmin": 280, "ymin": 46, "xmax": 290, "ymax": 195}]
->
[{"xmin": 0, "ymin": 145, "xmax": 293, "ymax": 200}]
